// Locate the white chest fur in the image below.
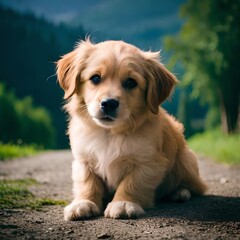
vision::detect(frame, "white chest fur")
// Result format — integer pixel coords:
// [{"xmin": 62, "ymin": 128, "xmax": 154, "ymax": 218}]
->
[{"xmin": 69, "ymin": 117, "xmax": 155, "ymax": 189}]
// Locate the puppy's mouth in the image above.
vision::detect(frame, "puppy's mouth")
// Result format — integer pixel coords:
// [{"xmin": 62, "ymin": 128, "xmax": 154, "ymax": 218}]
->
[
  {"xmin": 93, "ymin": 114, "xmax": 117, "ymax": 127},
  {"xmin": 98, "ymin": 115, "xmax": 115, "ymax": 122}
]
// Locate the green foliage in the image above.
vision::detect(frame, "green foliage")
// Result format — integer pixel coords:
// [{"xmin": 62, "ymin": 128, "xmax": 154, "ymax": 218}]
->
[
  {"xmin": 188, "ymin": 129, "xmax": 240, "ymax": 164},
  {"xmin": 0, "ymin": 143, "xmax": 39, "ymax": 161},
  {"xmin": 0, "ymin": 179, "xmax": 37, "ymax": 208},
  {"xmin": 164, "ymin": 0, "xmax": 240, "ymax": 133},
  {"xmin": 0, "ymin": 6, "xmax": 85, "ymax": 148},
  {"xmin": 30, "ymin": 198, "xmax": 67, "ymax": 209},
  {"xmin": 0, "ymin": 178, "xmax": 66, "ymax": 209},
  {"xmin": 0, "ymin": 83, "xmax": 55, "ymax": 148}
]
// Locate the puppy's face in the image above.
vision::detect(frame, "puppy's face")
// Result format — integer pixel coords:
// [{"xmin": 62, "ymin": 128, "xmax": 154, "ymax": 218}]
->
[{"xmin": 57, "ymin": 40, "xmax": 177, "ymax": 130}]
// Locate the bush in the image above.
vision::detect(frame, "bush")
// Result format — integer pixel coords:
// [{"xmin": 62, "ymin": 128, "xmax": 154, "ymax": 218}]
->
[
  {"xmin": 188, "ymin": 129, "xmax": 240, "ymax": 164},
  {"xmin": 0, "ymin": 83, "xmax": 55, "ymax": 148},
  {"xmin": 0, "ymin": 143, "xmax": 39, "ymax": 161}
]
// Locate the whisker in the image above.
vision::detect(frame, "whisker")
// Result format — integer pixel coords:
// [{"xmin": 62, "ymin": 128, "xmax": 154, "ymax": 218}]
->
[{"xmin": 46, "ymin": 73, "xmax": 57, "ymax": 81}]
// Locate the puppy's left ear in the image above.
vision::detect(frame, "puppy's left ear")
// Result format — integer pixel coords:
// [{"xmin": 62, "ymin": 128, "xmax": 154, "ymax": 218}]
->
[{"xmin": 144, "ymin": 52, "xmax": 178, "ymax": 114}]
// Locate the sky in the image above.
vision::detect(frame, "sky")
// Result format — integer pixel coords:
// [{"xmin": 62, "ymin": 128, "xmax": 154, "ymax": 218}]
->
[{"xmin": 0, "ymin": 0, "xmax": 98, "ymax": 22}]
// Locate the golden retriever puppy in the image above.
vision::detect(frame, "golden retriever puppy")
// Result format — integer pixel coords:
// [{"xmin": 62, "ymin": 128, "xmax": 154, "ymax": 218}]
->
[{"xmin": 57, "ymin": 40, "xmax": 207, "ymax": 220}]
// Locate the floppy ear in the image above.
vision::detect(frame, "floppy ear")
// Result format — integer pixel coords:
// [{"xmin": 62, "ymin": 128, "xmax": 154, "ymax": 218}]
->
[
  {"xmin": 56, "ymin": 40, "xmax": 93, "ymax": 99},
  {"xmin": 144, "ymin": 53, "xmax": 178, "ymax": 114},
  {"xmin": 56, "ymin": 50, "xmax": 79, "ymax": 99}
]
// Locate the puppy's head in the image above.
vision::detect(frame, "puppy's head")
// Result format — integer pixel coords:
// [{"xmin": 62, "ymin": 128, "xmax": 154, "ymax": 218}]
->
[{"xmin": 57, "ymin": 40, "xmax": 178, "ymax": 130}]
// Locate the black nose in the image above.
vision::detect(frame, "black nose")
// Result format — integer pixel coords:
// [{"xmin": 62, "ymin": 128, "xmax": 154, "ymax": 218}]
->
[{"xmin": 101, "ymin": 99, "xmax": 119, "ymax": 115}]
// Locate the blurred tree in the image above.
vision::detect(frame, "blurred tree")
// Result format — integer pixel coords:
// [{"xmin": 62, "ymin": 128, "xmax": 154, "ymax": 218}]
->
[
  {"xmin": 164, "ymin": 0, "xmax": 240, "ymax": 134},
  {"xmin": 0, "ymin": 83, "xmax": 55, "ymax": 148},
  {"xmin": 177, "ymin": 89, "xmax": 191, "ymax": 137},
  {"xmin": 0, "ymin": 85, "xmax": 21, "ymax": 142}
]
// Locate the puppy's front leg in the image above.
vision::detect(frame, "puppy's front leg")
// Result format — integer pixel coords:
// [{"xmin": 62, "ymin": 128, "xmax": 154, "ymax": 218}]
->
[
  {"xmin": 105, "ymin": 162, "xmax": 164, "ymax": 219},
  {"xmin": 64, "ymin": 160, "xmax": 104, "ymax": 221}
]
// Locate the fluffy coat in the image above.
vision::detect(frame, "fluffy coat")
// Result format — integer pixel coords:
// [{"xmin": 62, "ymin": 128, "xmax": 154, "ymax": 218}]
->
[{"xmin": 57, "ymin": 40, "xmax": 207, "ymax": 220}]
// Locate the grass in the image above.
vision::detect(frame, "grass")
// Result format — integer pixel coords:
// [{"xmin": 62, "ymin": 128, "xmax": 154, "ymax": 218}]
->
[
  {"xmin": 0, "ymin": 178, "xmax": 66, "ymax": 209},
  {"xmin": 0, "ymin": 143, "xmax": 40, "ymax": 161},
  {"xmin": 188, "ymin": 129, "xmax": 240, "ymax": 164}
]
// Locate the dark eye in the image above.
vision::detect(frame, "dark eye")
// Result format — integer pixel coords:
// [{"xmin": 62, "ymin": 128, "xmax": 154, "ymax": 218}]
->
[
  {"xmin": 122, "ymin": 78, "xmax": 137, "ymax": 90},
  {"xmin": 90, "ymin": 74, "xmax": 101, "ymax": 85}
]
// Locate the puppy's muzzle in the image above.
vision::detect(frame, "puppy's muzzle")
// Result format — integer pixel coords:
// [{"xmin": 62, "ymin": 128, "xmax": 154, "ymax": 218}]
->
[{"xmin": 100, "ymin": 98, "xmax": 119, "ymax": 119}]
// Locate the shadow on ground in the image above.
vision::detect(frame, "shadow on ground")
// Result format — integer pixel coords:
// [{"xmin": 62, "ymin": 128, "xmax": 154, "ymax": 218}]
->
[{"xmin": 147, "ymin": 195, "xmax": 240, "ymax": 222}]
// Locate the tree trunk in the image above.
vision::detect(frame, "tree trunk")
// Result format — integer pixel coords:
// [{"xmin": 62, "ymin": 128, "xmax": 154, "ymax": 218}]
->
[{"xmin": 219, "ymin": 91, "xmax": 240, "ymax": 134}]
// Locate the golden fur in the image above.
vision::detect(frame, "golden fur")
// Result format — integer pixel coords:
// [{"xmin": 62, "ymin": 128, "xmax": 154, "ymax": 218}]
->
[{"xmin": 56, "ymin": 40, "xmax": 207, "ymax": 220}]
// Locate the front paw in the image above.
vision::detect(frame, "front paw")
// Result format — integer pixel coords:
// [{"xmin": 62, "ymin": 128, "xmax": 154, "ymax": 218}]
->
[
  {"xmin": 64, "ymin": 199, "xmax": 100, "ymax": 221},
  {"xmin": 104, "ymin": 201, "xmax": 145, "ymax": 219}
]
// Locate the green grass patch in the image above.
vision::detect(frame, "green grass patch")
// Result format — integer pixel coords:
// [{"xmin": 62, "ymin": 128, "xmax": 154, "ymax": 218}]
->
[
  {"xmin": 0, "ymin": 178, "xmax": 66, "ymax": 209},
  {"xmin": 188, "ymin": 129, "xmax": 240, "ymax": 164},
  {"xmin": 30, "ymin": 198, "xmax": 67, "ymax": 209},
  {"xmin": 0, "ymin": 143, "xmax": 40, "ymax": 161}
]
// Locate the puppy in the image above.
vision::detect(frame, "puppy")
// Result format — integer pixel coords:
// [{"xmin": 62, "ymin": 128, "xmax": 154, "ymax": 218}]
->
[{"xmin": 57, "ymin": 40, "xmax": 207, "ymax": 220}]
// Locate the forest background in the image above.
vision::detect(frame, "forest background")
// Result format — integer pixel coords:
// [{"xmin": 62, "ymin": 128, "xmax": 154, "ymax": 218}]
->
[{"xmin": 0, "ymin": 0, "xmax": 239, "ymax": 163}]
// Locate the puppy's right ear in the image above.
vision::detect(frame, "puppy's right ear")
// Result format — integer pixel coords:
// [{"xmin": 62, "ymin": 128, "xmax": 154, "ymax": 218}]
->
[{"xmin": 56, "ymin": 40, "xmax": 93, "ymax": 99}]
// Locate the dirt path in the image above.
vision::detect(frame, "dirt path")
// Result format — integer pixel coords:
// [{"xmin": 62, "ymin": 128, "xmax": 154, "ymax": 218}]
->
[{"xmin": 0, "ymin": 150, "xmax": 240, "ymax": 239}]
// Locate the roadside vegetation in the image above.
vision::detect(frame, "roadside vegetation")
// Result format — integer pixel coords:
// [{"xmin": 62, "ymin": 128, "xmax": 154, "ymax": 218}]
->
[
  {"xmin": 0, "ymin": 143, "xmax": 40, "ymax": 161},
  {"xmin": 0, "ymin": 178, "xmax": 66, "ymax": 209},
  {"xmin": 165, "ymin": 0, "xmax": 240, "ymax": 165},
  {"xmin": 188, "ymin": 129, "xmax": 240, "ymax": 165},
  {"xmin": 0, "ymin": 83, "xmax": 54, "ymax": 161}
]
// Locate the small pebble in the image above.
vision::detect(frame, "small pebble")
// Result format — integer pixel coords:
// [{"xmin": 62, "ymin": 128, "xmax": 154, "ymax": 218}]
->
[
  {"xmin": 97, "ymin": 233, "xmax": 111, "ymax": 239},
  {"xmin": 35, "ymin": 220, "xmax": 44, "ymax": 224},
  {"xmin": 220, "ymin": 177, "xmax": 228, "ymax": 184}
]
